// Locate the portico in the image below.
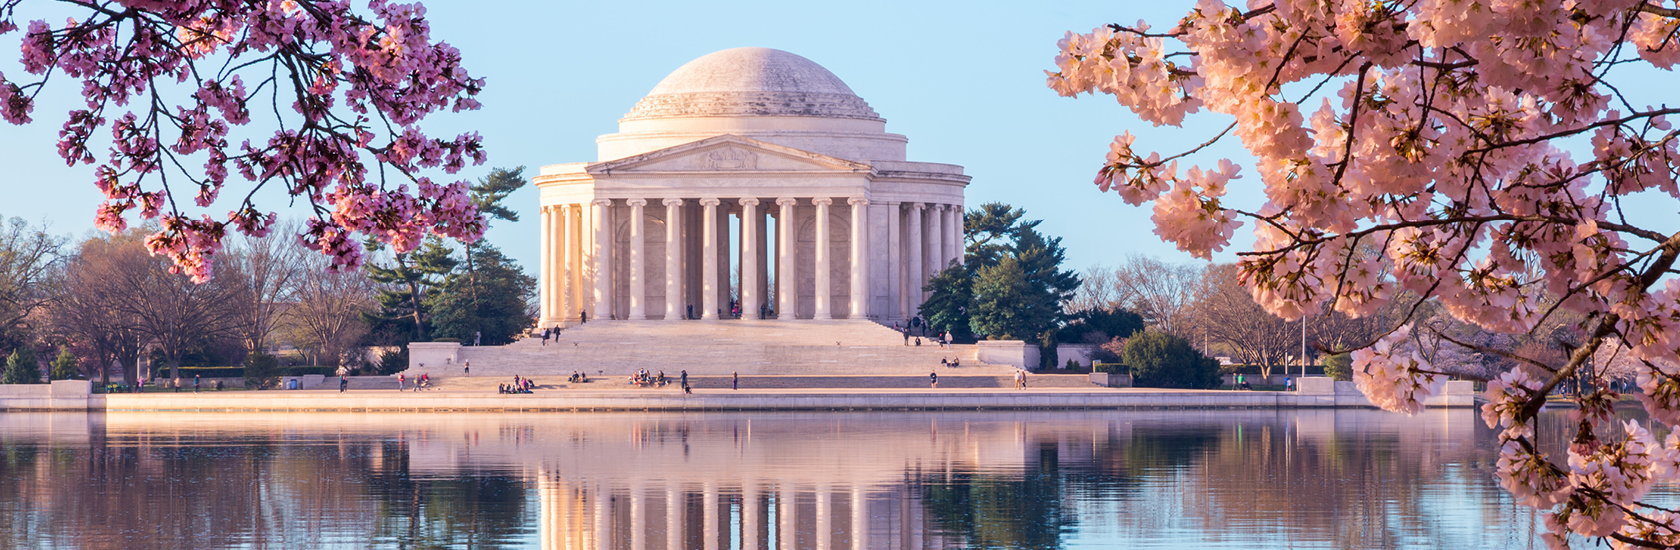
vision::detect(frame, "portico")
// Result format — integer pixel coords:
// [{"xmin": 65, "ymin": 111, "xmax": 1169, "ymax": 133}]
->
[{"xmin": 534, "ymin": 48, "xmax": 968, "ymax": 326}]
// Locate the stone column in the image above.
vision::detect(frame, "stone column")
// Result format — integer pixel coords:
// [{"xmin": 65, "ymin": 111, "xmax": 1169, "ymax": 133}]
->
[
  {"xmin": 927, "ymin": 204, "xmax": 940, "ymax": 277},
  {"xmin": 888, "ymin": 202, "xmax": 903, "ymax": 321},
  {"xmin": 568, "ymin": 204, "xmax": 584, "ymax": 322},
  {"xmin": 906, "ymin": 203, "xmax": 923, "ymax": 316},
  {"xmin": 739, "ymin": 198, "xmax": 761, "ymax": 321},
  {"xmin": 663, "ymin": 198, "xmax": 684, "ymax": 321},
  {"xmin": 776, "ymin": 198, "xmax": 798, "ymax": 320},
  {"xmin": 627, "ymin": 198, "xmax": 648, "ymax": 320},
  {"xmin": 847, "ymin": 198, "xmax": 868, "ymax": 319},
  {"xmin": 559, "ymin": 205, "xmax": 575, "ymax": 325},
  {"xmin": 812, "ymin": 197, "xmax": 833, "ymax": 320},
  {"xmin": 539, "ymin": 206, "xmax": 552, "ymax": 326},
  {"xmin": 591, "ymin": 199, "xmax": 613, "ymax": 320},
  {"xmin": 700, "ymin": 198, "xmax": 721, "ymax": 320},
  {"xmin": 948, "ymin": 204, "xmax": 964, "ymax": 266}
]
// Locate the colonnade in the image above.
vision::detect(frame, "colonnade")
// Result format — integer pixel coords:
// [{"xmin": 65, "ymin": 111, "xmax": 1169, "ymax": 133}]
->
[
  {"xmin": 539, "ymin": 197, "xmax": 963, "ymax": 327},
  {"xmin": 537, "ymin": 475, "xmax": 936, "ymax": 550}
]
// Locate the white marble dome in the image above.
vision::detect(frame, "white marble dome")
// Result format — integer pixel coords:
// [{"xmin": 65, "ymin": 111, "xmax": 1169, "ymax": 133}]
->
[
  {"xmin": 602, "ymin": 48, "xmax": 907, "ymax": 162},
  {"xmin": 623, "ymin": 48, "xmax": 881, "ymax": 122}
]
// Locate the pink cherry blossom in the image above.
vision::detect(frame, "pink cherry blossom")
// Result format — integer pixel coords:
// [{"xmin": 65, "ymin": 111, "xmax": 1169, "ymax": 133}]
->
[
  {"xmin": 0, "ymin": 0, "xmax": 487, "ymax": 282},
  {"xmin": 1055, "ymin": 2, "xmax": 1680, "ymax": 546}
]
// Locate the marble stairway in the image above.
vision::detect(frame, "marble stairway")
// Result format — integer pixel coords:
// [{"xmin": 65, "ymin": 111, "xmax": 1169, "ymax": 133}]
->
[{"xmin": 407, "ymin": 319, "xmax": 1012, "ymax": 378}]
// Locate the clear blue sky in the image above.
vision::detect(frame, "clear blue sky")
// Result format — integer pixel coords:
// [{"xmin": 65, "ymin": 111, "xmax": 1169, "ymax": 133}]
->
[{"xmin": 0, "ymin": 1, "xmax": 1290, "ymax": 273}]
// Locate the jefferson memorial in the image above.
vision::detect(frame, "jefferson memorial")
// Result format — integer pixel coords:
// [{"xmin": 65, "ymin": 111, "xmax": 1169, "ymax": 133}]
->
[
  {"xmin": 407, "ymin": 49, "xmax": 1034, "ymax": 376},
  {"xmin": 532, "ymin": 47, "xmax": 966, "ymax": 326}
]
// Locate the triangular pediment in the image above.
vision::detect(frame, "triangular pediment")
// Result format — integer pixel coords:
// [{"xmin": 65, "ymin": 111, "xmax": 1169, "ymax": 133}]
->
[{"xmin": 588, "ymin": 135, "xmax": 873, "ymax": 175}]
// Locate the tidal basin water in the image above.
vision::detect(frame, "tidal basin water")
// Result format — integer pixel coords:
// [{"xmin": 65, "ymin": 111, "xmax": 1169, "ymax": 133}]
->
[{"xmin": 0, "ymin": 408, "xmax": 1607, "ymax": 549}]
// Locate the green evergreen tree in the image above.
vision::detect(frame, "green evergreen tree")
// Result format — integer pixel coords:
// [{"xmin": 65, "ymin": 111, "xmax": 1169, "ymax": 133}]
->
[
  {"xmin": 243, "ymin": 352, "xmax": 280, "ymax": 390},
  {"xmin": 364, "ymin": 238, "xmax": 458, "ymax": 342},
  {"xmin": 427, "ymin": 244, "xmax": 535, "ymax": 346},
  {"xmin": 920, "ymin": 263, "xmax": 974, "ymax": 341},
  {"xmin": 1324, "ymin": 353, "xmax": 1353, "ymax": 381},
  {"xmin": 50, "ymin": 347, "xmax": 79, "ymax": 380},
  {"xmin": 919, "ymin": 203, "xmax": 1080, "ymax": 346},
  {"xmin": 2, "ymin": 345, "xmax": 40, "ymax": 384},
  {"xmin": 1123, "ymin": 331, "xmax": 1221, "ymax": 389},
  {"xmin": 459, "ymin": 167, "xmax": 528, "ymax": 337}
]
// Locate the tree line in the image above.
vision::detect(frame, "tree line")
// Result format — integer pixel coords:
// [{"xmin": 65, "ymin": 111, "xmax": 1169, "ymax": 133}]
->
[{"xmin": 0, "ymin": 168, "xmax": 536, "ymax": 386}]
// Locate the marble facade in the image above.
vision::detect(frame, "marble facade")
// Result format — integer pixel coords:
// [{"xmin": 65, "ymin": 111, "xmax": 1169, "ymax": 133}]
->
[{"xmin": 534, "ymin": 48, "xmax": 968, "ymax": 326}]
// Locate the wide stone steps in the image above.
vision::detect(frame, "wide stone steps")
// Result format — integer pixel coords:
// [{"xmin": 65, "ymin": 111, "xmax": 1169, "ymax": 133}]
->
[
  {"xmin": 421, "ymin": 373, "xmax": 1093, "ymax": 392},
  {"xmin": 410, "ymin": 319, "xmax": 1003, "ymax": 378}
]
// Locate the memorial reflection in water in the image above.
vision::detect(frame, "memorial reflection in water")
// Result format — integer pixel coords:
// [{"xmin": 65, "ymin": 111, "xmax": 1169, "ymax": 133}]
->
[{"xmin": 0, "ymin": 409, "xmax": 1573, "ymax": 549}]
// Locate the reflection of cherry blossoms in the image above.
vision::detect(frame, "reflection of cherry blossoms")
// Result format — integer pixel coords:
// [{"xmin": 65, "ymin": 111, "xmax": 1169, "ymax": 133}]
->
[
  {"xmin": 0, "ymin": 0, "xmax": 486, "ymax": 282},
  {"xmin": 1053, "ymin": 1, "xmax": 1680, "ymax": 547}
]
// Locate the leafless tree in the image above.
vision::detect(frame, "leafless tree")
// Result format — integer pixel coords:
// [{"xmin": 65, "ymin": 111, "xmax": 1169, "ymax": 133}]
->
[
  {"xmin": 284, "ymin": 253, "xmax": 375, "ymax": 367},
  {"xmin": 103, "ymin": 235, "xmax": 242, "ymax": 380},
  {"xmin": 48, "ymin": 233, "xmax": 148, "ymax": 385},
  {"xmin": 222, "ymin": 225, "xmax": 304, "ymax": 355},
  {"xmin": 0, "ymin": 217, "xmax": 66, "ymax": 349},
  {"xmin": 1112, "ymin": 255, "xmax": 1203, "ymax": 336},
  {"xmin": 1194, "ymin": 263, "xmax": 1300, "ymax": 378},
  {"xmin": 1067, "ymin": 264, "xmax": 1119, "ymax": 313}
]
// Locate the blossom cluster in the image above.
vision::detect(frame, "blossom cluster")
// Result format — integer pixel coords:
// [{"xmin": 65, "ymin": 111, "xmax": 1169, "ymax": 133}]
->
[
  {"xmin": 0, "ymin": 0, "xmax": 487, "ymax": 282},
  {"xmin": 1055, "ymin": 1, "xmax": 1680, "ymax": 546}
]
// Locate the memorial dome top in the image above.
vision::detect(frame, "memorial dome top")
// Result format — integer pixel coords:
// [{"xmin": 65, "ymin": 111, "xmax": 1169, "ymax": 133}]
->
[{"xmin": 622, "ymin": 48, "xmax": 882, "ymax": 122}]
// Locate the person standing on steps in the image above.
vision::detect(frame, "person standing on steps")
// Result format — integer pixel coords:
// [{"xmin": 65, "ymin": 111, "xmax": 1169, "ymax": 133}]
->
[
  {"xmin": 680, "ymin": 370, "xmax": 688, "ymax": 389},
  {"xmin": 687, "ymin": 304, "xmax": 694, "ymax": 320},
  {"xmin": 463, "ymin": 360, "xmax": 470, "ymax": 376},
  {"xmin": 580, "ymin": 310, "xmax": 588, "ymax": 323},
  {"xmin": 339, "ymin": 375, "xmax": 348, "ymax": 393},
  {"xmin": 541, "ymin": 328, "xmax": 550, "ymax": 346},
  {"xmin": 397, "ymin": 373, "xmax": 405, "ymax": 391},
  {"xmin": 193, "ymin": 375, "xmax": 200, "ymax": 393},
  {"xmin": 930, "ymin": 371, "xmax": 938, "ymax": 389},
  {"xmin": 732, "ymin": 372, "xmax": 738, "ymax": 391}
]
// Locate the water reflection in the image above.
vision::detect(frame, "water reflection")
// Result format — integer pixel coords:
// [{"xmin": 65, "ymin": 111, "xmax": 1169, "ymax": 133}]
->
[{"xmin": 0, "ymin": 409, "xmax": 1561, "ymax": 549}]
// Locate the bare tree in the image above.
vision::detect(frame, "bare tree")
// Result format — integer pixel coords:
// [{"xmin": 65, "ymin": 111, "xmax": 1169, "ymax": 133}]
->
[
  {"xmin": 222, "ymin": 225, "xmax": 303, "ymax": 355},
  {"xmin": 1194, "ymin": 263, "xmax": 1300, "ymax": 378},
  {"xmin": 1112, "ymin": 255, "xmax": 1203, "ymax": 336},
  {"xmin": 285, "ymin": 254, "xmax": 376, "ymax": 367},
  {"xmin": 1067, "ymin": 264, "xmax": 1118, "ymax": 313},
  {"xmin": 49, "ymin": 233, "xmax": 148, "ymax": 385},
  {"xmin": 0, "ymin": 217, "xmax": 66, "ymax": 350},
  {"xmin": 105, "ymin": 235, "xmax": 243, "ymax": 380}
]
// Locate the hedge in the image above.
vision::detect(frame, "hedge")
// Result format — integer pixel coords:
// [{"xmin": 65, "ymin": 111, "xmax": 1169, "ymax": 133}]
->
[
  {"xmin": 174, "ymin": 365, "xmax": 339, "ymax": 378},
  {"xmin": 1092, "ymin": 362, "xmax": 1129, "ymax": 374}
]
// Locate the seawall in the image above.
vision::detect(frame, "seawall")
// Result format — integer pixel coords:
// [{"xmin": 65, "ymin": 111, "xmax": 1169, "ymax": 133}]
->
[{"xmin": 0, "ymin": 379, "xmax": 1478, "ymax": 412}]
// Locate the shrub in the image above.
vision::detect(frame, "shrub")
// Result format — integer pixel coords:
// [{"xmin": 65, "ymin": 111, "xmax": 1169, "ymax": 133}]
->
[
  {"xmin": 1324, "ymin": 353, "xmax": 1353, "ymax": 382},
  {"xmin": 1123, "ymin": 331, "xmax": 1220, "ymax": 389},
  {"xmin": 2, "ymin": 346, "xmax": 41, "ymax": 384},
  {"xmin": 1066, "ymin": 358, "xmax": 1081, "ymax": 369},
  {"xmin": 1093, "ymin": 362, "xmax": 1128, "ymax": 374},
  {"xmin": 377, "ymin": 348, "xmax": 408, "ymax": 376},
  {"xmin": 50, "ymin": 347, "xmax": 80, "ymax": 380},
  {"xmin": 243, "ymin": 353, "xmax": 280, "ymax": 390}
]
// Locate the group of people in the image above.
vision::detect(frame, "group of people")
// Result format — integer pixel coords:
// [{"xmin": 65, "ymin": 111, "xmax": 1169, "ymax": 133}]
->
[
  {"xmin": 939, "ymin": 357, "xmax": 962, "ymax": 368},
  {"xmin": 396, "ymin": 373, "xmax": 431, "ymax": 391},
  {"xmin": 629, "ymin": 369, "xmax": 666, "ymax": 388},
  {"xmin": 500, "ymin": 376, "xmax": 534, "ymax": 394},
  {"xmin": 568, "ymin": 371, "xmax": 590, "ymax": 383}
]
